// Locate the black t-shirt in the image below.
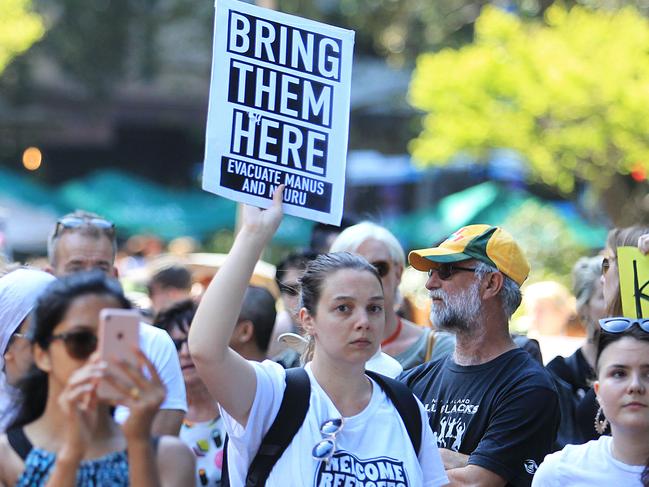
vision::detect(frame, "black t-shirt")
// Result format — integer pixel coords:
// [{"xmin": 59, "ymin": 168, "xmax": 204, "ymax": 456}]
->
[
  {"xmin": 399, "ymin": 348, "xmax": 560, "ymax": 487},
  {"xmin": 546, "ymin": 348, "xmax": 594, "ymax": 399},
  {"xmin": 546, "ymin": 348, "xmax": 598, "ymax": 447}
]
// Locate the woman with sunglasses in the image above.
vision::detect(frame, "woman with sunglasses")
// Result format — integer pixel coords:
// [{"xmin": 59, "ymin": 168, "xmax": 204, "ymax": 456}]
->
[
  {"xmin": 330, "ymin": 222, "xmax": 456, "ymax": 369},
  {"xmin": 155, "ymin": 299, "xmax": 227, "ymax": 487},
  {"xmin": 188, "ymin": 188, "xmax": 448, "ymax": 486},
  {"xmin": 532, "ymin": 318, "xmax": 649, "ymax": 486},
  {"xmin": 0, "ymin": 271, "xmax": 194, "ymax": 486}
]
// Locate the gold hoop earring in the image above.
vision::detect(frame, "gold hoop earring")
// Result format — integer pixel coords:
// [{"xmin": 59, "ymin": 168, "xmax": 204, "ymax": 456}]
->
[{"xmin": 594, "ymin": 406, "xmax": 608, "ymax": 435}]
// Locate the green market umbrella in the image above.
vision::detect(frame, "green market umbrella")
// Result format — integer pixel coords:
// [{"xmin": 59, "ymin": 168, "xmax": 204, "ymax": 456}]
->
[
  {"xmin": 388, "ymin": 182, "xmax": 607, "ymax": 250},
  {"xmin": 59, "ymin": 169, "xmax": 236, "ymax": 240}
]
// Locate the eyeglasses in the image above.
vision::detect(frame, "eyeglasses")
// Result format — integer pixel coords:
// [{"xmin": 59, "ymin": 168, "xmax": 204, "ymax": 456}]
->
[
  {"xmin": 312, "ymin": 417, "xmax": 344, "ymax": 464},
  {"xmin": 371, "ymin": 261, "xmax": 390, "ymax": 278},
  {"xmin": 54, "ymin": 216, "xmax": 115, "ymax": 239},
  {"xmin": 427, "ymin": 263, "xmax": 478, "ymax": 280},
  {"xmin": 5, "ymin": 333, "xmax": 27, "ymax": 350},
  {"xmin": 49, "ymin": 329, "xmax": 98, "ymax": 360},
  {"xmin": 279, "ymin": 282, "xmax": 299, "ymax": 297},
  {"xmin": 599, "ymin": 317, "xmax": 649, "ymax": 333}
]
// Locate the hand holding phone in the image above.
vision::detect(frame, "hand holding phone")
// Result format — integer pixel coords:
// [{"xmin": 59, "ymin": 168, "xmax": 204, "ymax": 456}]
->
[{"xmin": 96, "ymin": 308, "xmax": 140, "ymax": 402}]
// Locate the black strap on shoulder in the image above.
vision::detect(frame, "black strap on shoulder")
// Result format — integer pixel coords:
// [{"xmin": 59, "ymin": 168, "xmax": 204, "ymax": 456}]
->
[
  {"xmin": 221, "ymin": 435, "xmax": 231, "ymax": 487},
  {"xmin": 245, "ymin": 367, "xmax": 311, "ymax": 487},
  {"xmin": 7, "ymin": 427, "xmax": 32, "ymax": 461},
  {"xmin": 366, "ymin": 370, "xmax": 422, "ymax": 456}
]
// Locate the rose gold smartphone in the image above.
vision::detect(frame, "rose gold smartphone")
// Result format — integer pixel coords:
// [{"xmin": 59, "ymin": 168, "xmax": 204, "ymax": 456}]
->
[{"xmin": 97, "ymin": 308, "xmax": 140, "ymax": 402}]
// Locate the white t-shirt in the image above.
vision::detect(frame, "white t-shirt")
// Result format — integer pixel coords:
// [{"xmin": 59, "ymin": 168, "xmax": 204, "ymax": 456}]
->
[
  {"xmin": 366, "ymin": 349, "xmax": 403, "ymax": 378},
  {"xmin": 222, "ymin": 360, "xmax": 448, "ymax": 487},
  {"xmin": 532, "ymin": 436, "xmax": 644, "ymax": 487},
  {"xmin": 114, "ymin": 322, "xmax": 187, "ymax": 422}
]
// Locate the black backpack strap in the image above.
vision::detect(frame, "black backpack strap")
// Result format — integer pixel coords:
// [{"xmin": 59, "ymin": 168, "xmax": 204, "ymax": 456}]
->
[
  {"xmin": 245, "ymin": 367, "xmax": 311, "ymax": 487},
  {"xmin": 7, "ymin": 427, "xmax": 33, "ymax": 461},
  {"xmin": 366, "ymin": 370, "xmax": 422, "ymax": 456},
  {"xmin": 221, "ymin": 435, "xmax": 230, "ymax": 487}
]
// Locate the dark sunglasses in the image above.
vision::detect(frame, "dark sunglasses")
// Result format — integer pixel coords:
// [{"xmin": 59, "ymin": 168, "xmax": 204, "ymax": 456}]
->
[
  {"xmin": 601, "ymin": 257, "xmax": 612, "ymax": 276},
  {"xmin": 599, "ymin": 317, "xmax": 649, "ymax": 333},
  {"xmin": 54, "ymin": 216, "xmax": 115, "ymax": 239},
  {"xmin": 312, "ymin": 417, "xmax": 344, "ymax": 463},
  {"xmin": 49, "ymin": 329, "xmax": 98, "ymax": 360},
  {"xmin": 427, "ymin": 263, "xmax": 478, "ymax": 280},
  {"xmin": 371, "ymin": 261, "xmax": 391, "ymax": 278},
  {"xmin": 278, "ymin": 282, "xmax": 300, "ymax": 297},
  {"xmin": 172, "ymin": 336, "xmax": 188, "ymax": 351}
]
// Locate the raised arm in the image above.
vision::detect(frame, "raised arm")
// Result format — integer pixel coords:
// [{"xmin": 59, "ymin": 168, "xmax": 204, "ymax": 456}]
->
[{"xmin": 188, "ymin": 187, "xmax": 284, "ymax": 425}]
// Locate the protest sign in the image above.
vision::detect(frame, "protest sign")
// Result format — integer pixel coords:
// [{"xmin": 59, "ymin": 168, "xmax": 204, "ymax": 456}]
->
[
  {"xmin": 203, "ymin": 0, "xmax": 355, "ymax": 225},
  {"xmin": 618, "ymin": 246, "xmax": 649, "ymax": 318}
]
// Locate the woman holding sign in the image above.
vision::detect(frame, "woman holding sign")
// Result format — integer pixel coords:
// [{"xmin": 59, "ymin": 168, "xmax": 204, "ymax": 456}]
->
[
  {"xmin": 601, "ymin": 226, "xmax": 649, "ymax": 317},
  {"xmin": 188, "ymin": 187, "xmax": 448, "ymax": 486},
  {"xmin": 572, "ymin": 225, "xmax": 649, "ymax": 443}
]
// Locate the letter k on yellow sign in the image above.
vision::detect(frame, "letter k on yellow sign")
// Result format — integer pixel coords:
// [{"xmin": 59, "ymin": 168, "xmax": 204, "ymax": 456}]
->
[{"xmin": 618, "ymin": 247, "xmax": 649, "ymax": 318}]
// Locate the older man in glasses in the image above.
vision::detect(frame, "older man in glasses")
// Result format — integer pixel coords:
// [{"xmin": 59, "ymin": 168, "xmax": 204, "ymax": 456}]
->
[
  {"xmin": 400, "ymin": 225, "xmax": 559, "ymax": 487},
  {"xmin": 330, "ymin": 222, "xmax": 455, "ymax": 369},
  {"xmin": 46, "ymin": 210, "xmax": 187, "ymax": 436}
]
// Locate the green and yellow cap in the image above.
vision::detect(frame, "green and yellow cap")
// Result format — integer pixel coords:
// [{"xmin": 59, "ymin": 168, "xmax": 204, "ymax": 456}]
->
[{"xmin": 408, "ymin": 224, "xmax": 530, "ymax": 286}]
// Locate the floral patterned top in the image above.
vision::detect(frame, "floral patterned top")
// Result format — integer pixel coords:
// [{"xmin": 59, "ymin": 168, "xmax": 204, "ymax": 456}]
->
[{"xmin": 16, "ymin": 447, "xmax": 129, "ymax": 486}]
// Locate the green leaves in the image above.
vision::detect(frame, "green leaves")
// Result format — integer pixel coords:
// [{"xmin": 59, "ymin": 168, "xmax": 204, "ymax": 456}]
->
[
  {"xmin": 409, "ymin": 5, "xmax": 649, "ymax": 193},
  {"xmin": 0, "ymin": 0, "xmax": 44, "ymax": 75}
]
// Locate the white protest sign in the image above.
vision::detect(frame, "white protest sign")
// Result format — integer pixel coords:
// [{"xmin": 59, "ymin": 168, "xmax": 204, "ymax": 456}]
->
[{"xmin": 203, "ymin": 0, "xmax": 355, "ymax": 225}]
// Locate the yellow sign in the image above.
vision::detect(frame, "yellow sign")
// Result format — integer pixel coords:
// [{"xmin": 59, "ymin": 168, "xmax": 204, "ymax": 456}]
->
[{"xmin": 618, "ymin": 246, "xmax": 649, "ymax": 318}]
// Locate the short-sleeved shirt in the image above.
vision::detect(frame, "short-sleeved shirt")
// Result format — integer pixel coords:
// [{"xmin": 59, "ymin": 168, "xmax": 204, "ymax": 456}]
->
[
  {"xmin": 222, "ymin": 360, "xmax": 449, "ymax": 487},
  {"xmin": 400, "ymin": 348, "xmax": 560, "ymax": 487},
  {"xmin": 532, "ymin": 436, "xmax": 643, "ymax": 486},
  {"xmin": 114, "ymin": 322, "xmax": 187, "ymax": 422}
]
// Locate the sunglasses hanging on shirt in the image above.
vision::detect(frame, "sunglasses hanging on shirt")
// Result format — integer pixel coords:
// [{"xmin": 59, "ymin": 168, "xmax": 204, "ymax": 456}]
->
[{"xmin": 312, "ymin": 417, "xmax": 344, "ymax": 464}]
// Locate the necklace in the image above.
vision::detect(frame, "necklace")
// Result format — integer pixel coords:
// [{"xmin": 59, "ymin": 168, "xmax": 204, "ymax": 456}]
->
[{"xmin": 381, "ymin": 317, "xmax": 403, "ymax": 347}]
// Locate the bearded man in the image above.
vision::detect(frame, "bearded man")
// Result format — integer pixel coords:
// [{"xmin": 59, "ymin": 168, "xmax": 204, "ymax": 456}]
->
[{"xmin": 399, "ymin": 225, "xmax": 559, "ymax": 487}]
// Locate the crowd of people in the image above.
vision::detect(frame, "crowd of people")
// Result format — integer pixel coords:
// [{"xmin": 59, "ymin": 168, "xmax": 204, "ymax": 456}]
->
[{"xmin": 0, "ymin": 186, "xmax": 647, "ymax": 486}]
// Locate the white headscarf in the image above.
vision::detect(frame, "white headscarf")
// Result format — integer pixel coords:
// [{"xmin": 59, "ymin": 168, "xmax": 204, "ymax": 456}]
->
[
  {"xmin": 0, "ymin": 268, "xmax": 56, "ymax": 373},
  {"xmin": 0, "ymin": 268, "xmax": 56, "ymax": 430}
]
